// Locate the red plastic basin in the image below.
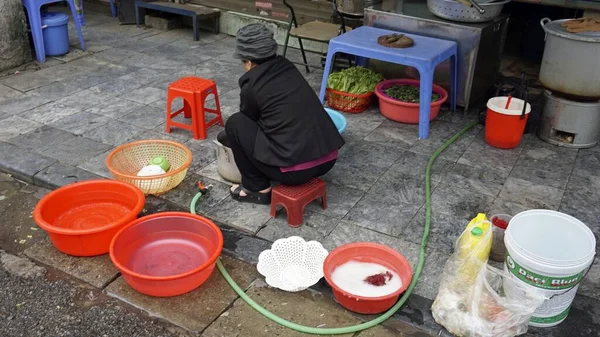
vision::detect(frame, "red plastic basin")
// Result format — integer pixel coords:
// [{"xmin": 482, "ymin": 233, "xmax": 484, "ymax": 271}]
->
[
  {"xmin": 323, "ymin": 242, "xmax": 413, "ymax": 314},
  {"xmin": 375, "ymin": 79, "xmax": 448, "ymax": 124},
  {"xmin": 33, "ymin": 180, "xmax": 145, "ymax": 257},
  {"xmin": 109, "ymin": 212, "xmax": 224, "ymax": 297}
]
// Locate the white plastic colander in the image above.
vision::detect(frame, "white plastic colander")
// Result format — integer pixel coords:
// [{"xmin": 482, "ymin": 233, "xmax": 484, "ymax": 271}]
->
[{"xmin": 257, "ymin": 236, "xmax": 329, "ymax": 292}]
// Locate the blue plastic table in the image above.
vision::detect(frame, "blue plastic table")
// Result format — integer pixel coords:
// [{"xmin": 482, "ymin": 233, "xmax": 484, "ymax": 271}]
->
[{"xmin": 319, "ymin": 26, "xmax": 457, "ymax": 139}]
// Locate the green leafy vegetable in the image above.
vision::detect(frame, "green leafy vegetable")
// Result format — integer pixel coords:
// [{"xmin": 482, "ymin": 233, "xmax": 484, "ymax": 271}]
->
[
  {"xmin": 383, "ymin": 85, "xmax": 440, "ymax": 103},
  {"xmin": 326, "ymin": 67, "xmax": 383, "ymax": 95}
]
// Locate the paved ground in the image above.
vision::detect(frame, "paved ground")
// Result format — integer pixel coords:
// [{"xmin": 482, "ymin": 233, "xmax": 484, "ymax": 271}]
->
[
  {"xmin": 0, "ymin": 173, "xmax": 423, "ymax": 337},
  {"xmin": 0, "ymin": 7, "xmax": 599, "ymax": 337}
]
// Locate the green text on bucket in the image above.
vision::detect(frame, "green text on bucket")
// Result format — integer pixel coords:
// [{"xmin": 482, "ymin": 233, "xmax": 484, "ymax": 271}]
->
[{"xmin": 506, "ymin": 255, "xmax": 584, "ymax": 290}]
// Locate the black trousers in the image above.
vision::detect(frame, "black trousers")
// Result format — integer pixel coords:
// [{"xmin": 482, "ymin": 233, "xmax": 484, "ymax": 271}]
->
[{"xmin": 221, "ymin": 113, "xmax": 335, "ymax": 192}]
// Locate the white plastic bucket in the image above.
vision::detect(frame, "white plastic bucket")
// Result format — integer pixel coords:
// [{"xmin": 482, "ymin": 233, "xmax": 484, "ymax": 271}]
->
[{"xmin": 504, "ymin": 210, "xmax": 596, "ymax": 327}]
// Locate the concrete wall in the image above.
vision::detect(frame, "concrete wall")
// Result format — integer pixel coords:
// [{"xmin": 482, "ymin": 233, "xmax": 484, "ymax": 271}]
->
[
  {"xmin": 0, "ymin": 0, "xmax": 32, "ymax": 71},
  {"xmin": 218, "ymin": 11, "xmax": 328, "ymax": 54}
]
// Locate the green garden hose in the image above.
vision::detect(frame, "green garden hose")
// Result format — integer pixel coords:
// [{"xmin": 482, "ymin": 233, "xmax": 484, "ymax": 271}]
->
[{"xmin": 190, "ymin": 121, "xmax": 478, "ymax": 335}]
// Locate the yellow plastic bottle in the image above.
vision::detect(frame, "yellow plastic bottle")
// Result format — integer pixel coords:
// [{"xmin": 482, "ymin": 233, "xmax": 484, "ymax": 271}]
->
[{"xmin": 457, "ymin": 213, "xmax": 492, "ymax": 285}]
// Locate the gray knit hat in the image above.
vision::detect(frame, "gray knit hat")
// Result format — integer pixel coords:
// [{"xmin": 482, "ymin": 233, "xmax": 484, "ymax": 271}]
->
[{"xmin": 233, "ymin": 24, "xmax": 278, "ymax": 61}]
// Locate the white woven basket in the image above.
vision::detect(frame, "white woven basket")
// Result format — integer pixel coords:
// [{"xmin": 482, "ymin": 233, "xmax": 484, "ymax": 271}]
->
[{"xmin": 257, "ymin": 236, "xmax": 329, "ymax": 292}]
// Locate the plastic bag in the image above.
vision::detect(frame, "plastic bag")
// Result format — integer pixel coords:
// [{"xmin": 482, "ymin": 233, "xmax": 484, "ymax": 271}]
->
[{"xmin": 432, "ymin": 217, "xmax": 546, "ymax": 337}]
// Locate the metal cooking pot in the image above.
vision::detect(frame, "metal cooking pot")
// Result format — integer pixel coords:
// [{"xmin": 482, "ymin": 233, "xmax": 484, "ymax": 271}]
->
[
  {"xmin": 427, "ymin": 0, "xmax": 510, "ymax": 23},
  {"xmin": 539, "ymin": 18, "xmax": 600, "ymax": 99}
]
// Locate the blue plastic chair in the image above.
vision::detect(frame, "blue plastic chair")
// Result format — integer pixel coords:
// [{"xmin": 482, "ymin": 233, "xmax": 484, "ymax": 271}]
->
[
  {"xmin": 22, "ymin": 0, "xmax": 86, "ymax": 63},
  {"xmin": 319, "ymin": 26, "xmax": 457, "ymax": 139}
]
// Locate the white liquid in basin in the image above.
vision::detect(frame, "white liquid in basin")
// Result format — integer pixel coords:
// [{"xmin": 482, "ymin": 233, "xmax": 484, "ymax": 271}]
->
[{"xmin": 330, "ymin": 260, "xmax": 402, "ymax": 297}]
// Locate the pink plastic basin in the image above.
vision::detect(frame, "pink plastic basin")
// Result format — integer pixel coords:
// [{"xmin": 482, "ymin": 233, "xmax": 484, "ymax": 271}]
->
[{"xmin": 375, "ymin": 79, "xmax": 448, "ymax": 124}]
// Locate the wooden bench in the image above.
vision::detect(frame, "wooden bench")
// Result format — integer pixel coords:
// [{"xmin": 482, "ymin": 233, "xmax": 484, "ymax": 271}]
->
[{"xmin": 135, "ymin": 1, "xmax": 220, "ymax": 41}]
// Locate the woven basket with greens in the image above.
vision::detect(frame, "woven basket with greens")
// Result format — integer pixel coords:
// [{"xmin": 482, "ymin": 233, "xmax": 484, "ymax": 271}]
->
[{"xmin": 326, "ymin": 67, "xmax": 383, "ymax": 95}]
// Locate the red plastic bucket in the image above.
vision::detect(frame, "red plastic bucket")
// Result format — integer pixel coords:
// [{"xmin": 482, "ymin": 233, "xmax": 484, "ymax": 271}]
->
[
  {"xmin": 323, "ymin": 242, "xmax": 412, "ymax": 314},
  {"xmin": 485, "ymin": 97, "xmax": 531, "ymax": 149}
]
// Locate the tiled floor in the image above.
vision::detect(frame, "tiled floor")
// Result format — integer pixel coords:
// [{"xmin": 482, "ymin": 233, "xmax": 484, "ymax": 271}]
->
[{"xmin": 1, "ymin": 8, "xmax": 599, "ymax": 322}]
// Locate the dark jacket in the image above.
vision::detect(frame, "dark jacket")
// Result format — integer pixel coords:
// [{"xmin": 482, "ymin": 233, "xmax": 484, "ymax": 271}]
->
[{"xmin": 239, "ymin": 56, "xmax": 345, "ymax": 167}]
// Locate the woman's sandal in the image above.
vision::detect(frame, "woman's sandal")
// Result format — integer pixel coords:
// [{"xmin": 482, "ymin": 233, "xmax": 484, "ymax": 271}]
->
[{"xmin": 230, "ymin": 185, "xmax": 272, "ymax": 205}]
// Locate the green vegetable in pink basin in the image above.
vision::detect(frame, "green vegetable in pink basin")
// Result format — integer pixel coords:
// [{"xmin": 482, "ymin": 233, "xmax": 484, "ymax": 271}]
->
[{"xmin": 383, "ymin": 85, "xmax": 440, "ymax": 103}]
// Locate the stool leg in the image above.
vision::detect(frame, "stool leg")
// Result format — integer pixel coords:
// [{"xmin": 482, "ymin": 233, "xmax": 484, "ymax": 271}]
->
[
  {"xmin": 283, "ymin": 18, "xmax": 292, "ymax": 58},
  {"xmin": 450, "ymin": 53, "xmax": 457, "ymax": 113},
  {"xmin": 165, "ymin": 96, "xmax": 173, "ymax": 134},
  {"xmin": 77, "ymin": 0, "xmax": 85, "ymax": 26},
  {"xmin": 355, "ymin": 56, "xmax": 368, "ymax": 67},
  {"xmin": 193, "ymin": 93, "xmax": 205, "ymax": 140},
  {"xmin": 135, "ymin": 2, "xmax": 140, "ymax": 26},
  {"xmin": 110, "ymin": 0, "xmax": 116, "ymax": 17},
  {"xmin": 25, "ymin": 5, "xmax": 46, "ymax": 63},
  {"xmin": 270, "ymin": 202, "xmax": 278, "ymax": 218},
  {"xmin": 321, "ymin": 193, "xmax": 327, "ymax": 210},
  {"xmin": 319, "ymin": 49, "xmax": 337, "ymax": 103},
  {"xmin": 212, "ymin": 89, "xmax": 224, "ymax": 126},
  {"xmin": 417, "ymin": 69, "xmax": 434, "ymax": 140},
  {"xmin": 213, "ymin": 16, "xmax": 219, "ymax": 34},
  {"xmin": 183, "ymin": 99, "xmax": 192, "ymax": 119},
  {"xmin": 193, "ymin": 14, "xmax": 199, "ymax": 41},
  {"xmin": 67, "ymin": 0, "xmax": 86, "ymax": 51},
  {"xmin": 297, "ymin": 37, "xmax": 310, "ymax": 74},
  {"xmin": 288, "ymin": 206, "xmax": 304, "ymax": 228}
]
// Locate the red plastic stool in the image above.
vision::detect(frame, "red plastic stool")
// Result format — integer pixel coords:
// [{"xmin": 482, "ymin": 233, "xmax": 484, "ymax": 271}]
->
[
  {"xmin": 166, "ymin": 77, "xmax": 224, "ymax": 140},
  {"xmin": 270, "ymin": 178, "xmax": 327, "ymax": 227}
]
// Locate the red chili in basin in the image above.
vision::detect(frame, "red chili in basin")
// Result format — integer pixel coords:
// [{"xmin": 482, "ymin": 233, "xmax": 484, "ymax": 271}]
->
[
  {"xmin": 492, "ymin": 216, "xmax": 509, "ymax": 230},
  {"xmin": 364, "ymin": 271, "xmax": 394, "ymax": 286}
]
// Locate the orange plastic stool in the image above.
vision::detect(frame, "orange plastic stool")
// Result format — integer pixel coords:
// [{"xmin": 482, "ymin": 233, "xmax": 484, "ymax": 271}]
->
[
  {"xmin": 270, "ymin": 178, "xmax": 327, "ymax": 227},
  {"xmin": 166, "ymin": 77, "xmax": 224, "ymax": 140}
]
